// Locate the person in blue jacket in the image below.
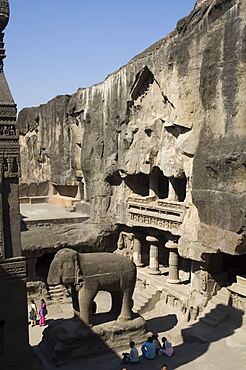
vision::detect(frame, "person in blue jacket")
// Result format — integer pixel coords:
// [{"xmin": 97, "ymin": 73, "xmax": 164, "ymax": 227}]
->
[{"xmin": 141, "ymin": 336, "xmax": 156, "ymax": 359}]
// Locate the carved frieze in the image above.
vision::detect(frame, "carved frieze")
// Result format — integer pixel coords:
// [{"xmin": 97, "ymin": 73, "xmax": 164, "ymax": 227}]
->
[
  {"xmin": 230, "ymin": 293, "xmax": 246, "ymax": 313},
  {"xmin": 0, "ymin": 259, "xmax": 26, "ymax": 281},
  {"xmin": 0, "ymin": 104, "xmax": 16, "ymax": 118},
  {"xmin": 129, "ymin": 211, "xmax": 181, "ymax": 231},
  {"xmin": 127, "ymin": 197, "xmax": 185, "ymax": 231},
  {"xmin": 0, "ymin": 153, "xmax": 21, "ymax": 178},
  {"xmin": 0, "ymin": 123, "xmax": 17, "ymax": 137}
]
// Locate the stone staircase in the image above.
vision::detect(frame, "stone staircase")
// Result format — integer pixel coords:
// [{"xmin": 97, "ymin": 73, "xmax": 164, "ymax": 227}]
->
[
  {"xmin": 198, "ymin": 287, "xmax": 231, "ymax": 327},
  {"xmin": 133, "ymin": 284, "xmax": 161, "ymax": 314},
  {"xmin": 47, "ymin": 284, "xmax": 72, "ymax": 304},
  {"xmin": 180, "ymin": 288, "xmax": 234, "ymax": 344}
]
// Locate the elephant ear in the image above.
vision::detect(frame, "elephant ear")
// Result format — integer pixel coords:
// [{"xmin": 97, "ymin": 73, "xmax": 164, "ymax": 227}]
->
[{"xmin": 74, "ymin": 253, "xmax": 85, "ymax": 291}]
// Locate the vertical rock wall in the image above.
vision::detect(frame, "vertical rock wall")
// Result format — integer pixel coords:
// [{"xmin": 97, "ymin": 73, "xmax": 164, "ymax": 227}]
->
[{"xmin": 18, "ymin": 0, "xmax": 246, "ymax": 260}]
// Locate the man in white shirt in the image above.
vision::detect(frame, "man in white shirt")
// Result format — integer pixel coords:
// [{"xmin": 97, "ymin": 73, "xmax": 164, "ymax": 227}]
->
[{"xmin": 122, "ymin": 341, "xmax": 139, "ymax": 364}]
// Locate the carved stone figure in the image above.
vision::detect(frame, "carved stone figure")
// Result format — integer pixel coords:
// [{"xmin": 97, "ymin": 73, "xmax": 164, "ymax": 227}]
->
[
  {"xmin": 114, "ymin": 231, "xmax": 134, "ymax": 260},
  {"xmin": 47, "ymin": 248, "xmax": 136, "ymax": 326}
]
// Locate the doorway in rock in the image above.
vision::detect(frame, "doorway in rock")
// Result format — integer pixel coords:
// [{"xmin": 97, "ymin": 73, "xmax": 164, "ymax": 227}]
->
[
  {"xmin": 157, "ymin": 169, "xmax": 169, "ymax": 199},
  {"xmin": 222, "ymin": 253, "xmax": 246, "ymax": 283},
  {"xmin": 124, "ymin": 172, "xmax": 149, "ymax": 196},
  {"xmin": 36, "ymin": 253, "xmax": 55, "ymax": 282},
  {"xmin": 170, "ymin": 175, "xmax": 187, "ymax": 201}
]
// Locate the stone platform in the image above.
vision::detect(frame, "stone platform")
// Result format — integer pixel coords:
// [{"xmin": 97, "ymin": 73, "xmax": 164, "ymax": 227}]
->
[
  {"xmin": 20, "ymin": 203, "xmax": 89, "ymax": 226},
  {"xmin": 39, "ymin": 314, "xmax": 147, "ymax": 367}
]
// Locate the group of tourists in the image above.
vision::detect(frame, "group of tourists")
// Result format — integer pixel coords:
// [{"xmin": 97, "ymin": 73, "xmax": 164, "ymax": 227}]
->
[
  {"xmin": 29, "ymin": 299, "xmax": 47, "ymax": 327},
  {"xmin": 121, "ymin": 334, "xmax": 173, "ymax": 366}
]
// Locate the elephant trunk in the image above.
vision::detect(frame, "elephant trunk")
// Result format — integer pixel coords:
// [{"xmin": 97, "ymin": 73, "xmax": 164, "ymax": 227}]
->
[{"xmin": 47, "ymin": 258, "xmax": 62, "ymax": 285}]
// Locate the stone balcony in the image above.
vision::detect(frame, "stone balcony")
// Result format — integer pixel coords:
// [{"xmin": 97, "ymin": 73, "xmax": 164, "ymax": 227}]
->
[{"xmin": 127, "ymin": 196, "xmax": 186, "ymax": 233}]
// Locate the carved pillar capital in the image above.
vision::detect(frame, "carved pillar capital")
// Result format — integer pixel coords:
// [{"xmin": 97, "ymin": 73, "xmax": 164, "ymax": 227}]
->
[{"xmin": 146, "ymin": 235, "xmax": 158, "ymax": 244}]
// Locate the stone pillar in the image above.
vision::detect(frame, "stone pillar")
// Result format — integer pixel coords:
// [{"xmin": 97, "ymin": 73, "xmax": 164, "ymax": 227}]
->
[
  {"xmin": 166, "ymin": 241, "xmax": 181, "ymax": 284},
  {"xmin": 146, "ymin": 236, "xmax": 160, "ymax": 275},
  {"xmin": 133, "ymin": 236, "xmax": 143, "ymax": 267},
  {"xmin": 26, "ymin": 257, "xmax": 37, "ymax": 281},
  {"xmin": 149, "ymin": 171, "xmax": 158, "ymax": 197},
  {"xmin": 167, "ymin": 177, "xmax": 178, "ymax": 201}
]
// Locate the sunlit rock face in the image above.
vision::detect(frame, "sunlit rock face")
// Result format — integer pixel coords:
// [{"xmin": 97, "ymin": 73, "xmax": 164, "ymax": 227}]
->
[{"xmin": 18, "ymin": 0, "xmax": 246, "ymax": 259}]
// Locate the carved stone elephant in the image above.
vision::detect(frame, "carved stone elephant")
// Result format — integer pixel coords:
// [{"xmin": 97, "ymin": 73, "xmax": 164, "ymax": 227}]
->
[{"xmin": 47, "ymin": 248, "xmax": 136, "ymax": 326}]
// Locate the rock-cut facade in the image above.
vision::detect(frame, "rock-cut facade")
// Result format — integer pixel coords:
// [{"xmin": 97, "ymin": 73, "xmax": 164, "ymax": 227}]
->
[{"xmin": 18, "ymin": 0, "xmax": 246, "ymax": 316}]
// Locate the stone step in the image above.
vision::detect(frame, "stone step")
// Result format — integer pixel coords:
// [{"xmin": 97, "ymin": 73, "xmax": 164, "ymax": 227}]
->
[
  {"xmin": 47, "ymin": 284, "xmax": 72, "ymax": 303},
  {"xmin": 50, "ymin": 292, "xmax": 64, "ymax": 298},
  {"xmin": 132, "ymin": 303, "xmax": 141, "ymax": 312},
  {"xmin": 212, "ymin": 287, "xmax": 230, "ymax": 301},
  {"xmin": 211, "ymin": 296, "xmax": 228, "ymax": 306},
  {"xmin": 48, "ymin": 284, "xmax": 63, "ymax": 290},
  {"xmin": 208, "ymin": 310, "xmax": 229, "ymax": 323},
  {"xmin": 133, "ymin": 287, "xmax": 161, "ymax": 314},
  {"xmin": 200, "ymin": 316, "xmax": 219, "ymax": 327},
  {"xmin": 65, "ymin": 206, "xmax": 76, "ymax": 213},
  {"xmin": 134, "ymin": 294, "xmax": 146, "ymax": 305},
  {"xmin": 182, "ymin": 322, "xmax": 211, "ymax": 344},
  {"xmin": 138, "ymin": 289, "xmax": 154, "ymax": 301},
  {"xmin": 48, "ymin": 287, "xmax": 64, "ymax": 294}
]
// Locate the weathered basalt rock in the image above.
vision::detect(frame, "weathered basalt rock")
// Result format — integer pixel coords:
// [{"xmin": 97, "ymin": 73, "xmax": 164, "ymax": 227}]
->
[{"xmin": 18, "ymin": 0, "xmax": 246, "ymax": 261}]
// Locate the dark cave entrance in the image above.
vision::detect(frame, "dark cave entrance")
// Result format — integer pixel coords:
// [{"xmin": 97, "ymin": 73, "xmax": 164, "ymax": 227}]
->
[{"xmin": 36, "ymin": 253, "xmax": 55, "ymax": 282}]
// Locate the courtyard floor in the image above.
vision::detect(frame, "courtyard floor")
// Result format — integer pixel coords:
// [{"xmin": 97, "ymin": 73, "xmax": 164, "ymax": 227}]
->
[{"xmin": 29, "ymin": 291, "xmax": 246, "ymax": 370}]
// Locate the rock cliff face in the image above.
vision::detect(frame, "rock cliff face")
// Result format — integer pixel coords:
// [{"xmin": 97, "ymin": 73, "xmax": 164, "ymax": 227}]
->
[{"xmin": 18, "ymin": 0, "xmax": 246, "ymax": 260}]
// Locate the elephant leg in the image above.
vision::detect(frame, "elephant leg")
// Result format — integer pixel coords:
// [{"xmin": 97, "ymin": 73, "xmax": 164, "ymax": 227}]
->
[
  {"xmin": 71, "ymin": 285, "xmax": 79, "ymax": 315},
  {"xmin": 118, "ymin": 288, "xmax": 134, "ymax": 321},
  {"xmin": 110, "ymin": 291, "xmax": 123, "ymax": 317},
  {"xmin": 78, "ymin": 287, "xmax": 97, "ymax": 326}
]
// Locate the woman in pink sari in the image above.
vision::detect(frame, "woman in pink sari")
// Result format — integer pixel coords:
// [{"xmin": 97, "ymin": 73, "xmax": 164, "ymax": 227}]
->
[
  {"xmin": 158, "ymin": 337, "xmax": 173, "ymax": 357},
  {"xmin": 39, "ymin": 299, "xmax": 47, "ymax": 326}
]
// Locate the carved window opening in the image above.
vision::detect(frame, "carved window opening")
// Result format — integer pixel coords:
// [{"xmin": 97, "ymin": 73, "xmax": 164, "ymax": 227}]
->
[
  {"xmin": 130, "ymin": 66, "xmax": 154, "ymax": 101},
  {"xmin": 52, "ymin": 184, "xmax": 80, "ymax": 199},
  {"xmin": 124, "ymin": 173, "xmax": 149, "ymax": 196},
  {"xmin": 149, "ymin": 166, "xmax": 169, "ymax": 199},
  {"xmin": 158, "ymin": 171, "xmax": 169, "ymax": 199},
  {"xmin": 0, "ymin": 321, "xmax": 4, "ymax": 358},
  {"xmin": 170, "ymin": 176, "xmax": 187, "ymax": 202}
]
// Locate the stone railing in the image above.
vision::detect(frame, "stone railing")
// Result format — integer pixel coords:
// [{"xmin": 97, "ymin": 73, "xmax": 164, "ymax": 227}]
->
[{"xmin": 127, "ymin": 196, "xmax": 186, "ymax": 233}]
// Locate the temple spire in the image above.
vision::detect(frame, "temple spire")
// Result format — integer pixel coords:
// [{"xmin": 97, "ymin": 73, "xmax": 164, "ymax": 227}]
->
[{"xmin": 0, "ymin": 0, "xmax": 9, "ymax": 71}]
